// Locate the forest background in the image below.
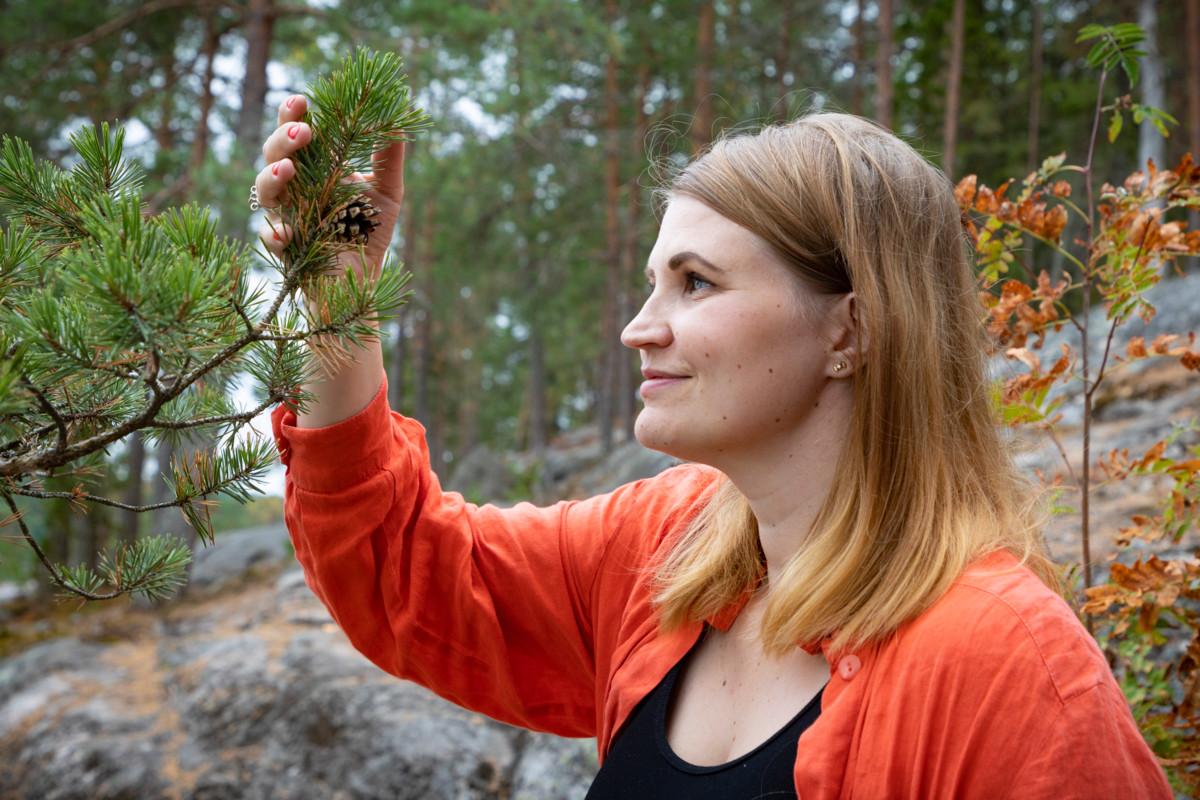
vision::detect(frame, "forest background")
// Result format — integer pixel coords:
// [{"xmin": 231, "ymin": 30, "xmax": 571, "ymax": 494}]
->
[
  {"xmin": 2, "ymin": 0, "xmax": 1200, "ymax": 787},
  {"xmin": 5, "ymin": 0, "xmax": 1198, "ymax": 584},
  {"xmin": 3, "ymin": 0, "xmax": 1200, "ymax": 734}
]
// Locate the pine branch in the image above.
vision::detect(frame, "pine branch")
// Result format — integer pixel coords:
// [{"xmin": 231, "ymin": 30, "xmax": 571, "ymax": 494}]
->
[{"xmin": 0, "ymin": 48, "xmax": 428, "ymax": 603}]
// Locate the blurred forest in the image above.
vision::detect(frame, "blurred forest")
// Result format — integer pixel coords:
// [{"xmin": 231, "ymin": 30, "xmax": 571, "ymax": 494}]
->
[{"xmin": 1, "ymin": 0, "xmax": 1198, "ymax": 589}]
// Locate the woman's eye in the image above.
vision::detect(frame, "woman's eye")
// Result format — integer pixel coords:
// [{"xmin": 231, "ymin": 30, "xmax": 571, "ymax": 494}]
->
[{"xmin": 685, "ymin": 272, "xmax": 713, "ymax": 293}]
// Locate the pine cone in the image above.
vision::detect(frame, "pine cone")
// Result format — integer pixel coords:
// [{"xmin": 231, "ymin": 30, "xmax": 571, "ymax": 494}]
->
[{"xmin": 324, "ymin": 193, "xmax": 381, "ymax": 244}]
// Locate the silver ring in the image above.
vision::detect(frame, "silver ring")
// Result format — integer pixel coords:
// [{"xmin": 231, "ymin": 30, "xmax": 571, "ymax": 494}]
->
[{"xmin": 249, "ymin": 184, "xmax": 261, "ymax": 212}]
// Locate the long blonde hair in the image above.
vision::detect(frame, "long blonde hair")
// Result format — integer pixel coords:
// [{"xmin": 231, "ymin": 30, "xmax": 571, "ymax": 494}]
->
[{"xmin": 652, "ymin": 113, "xmax": 1060, "ymax": 655}]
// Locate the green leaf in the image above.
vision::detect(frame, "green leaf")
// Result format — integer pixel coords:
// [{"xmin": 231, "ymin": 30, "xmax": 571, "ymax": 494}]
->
[{"xmin": 1108, "ymin": 111, "xmax": 1123, "ymax": 143}]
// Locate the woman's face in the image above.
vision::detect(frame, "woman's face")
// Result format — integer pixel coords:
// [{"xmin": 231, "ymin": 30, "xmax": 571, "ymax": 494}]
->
[{"xmin": 620, "ymin": 195, "xmax": 839, "ymax": 465}]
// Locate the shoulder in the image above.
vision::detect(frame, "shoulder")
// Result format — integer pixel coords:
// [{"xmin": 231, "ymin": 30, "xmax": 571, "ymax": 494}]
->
[
  {"xmin": 583, "ymin": 461, "xmax": 723, "ymax": 570},
  {"xmin": 888, "ymin": 550, "xmax": 1108, "ymax": 704}
]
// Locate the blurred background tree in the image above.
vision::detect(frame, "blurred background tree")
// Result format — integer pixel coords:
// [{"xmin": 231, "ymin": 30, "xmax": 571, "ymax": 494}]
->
[{"xmin": 1, "ymin": 0, "xmax": 1197, "ymax": 597}]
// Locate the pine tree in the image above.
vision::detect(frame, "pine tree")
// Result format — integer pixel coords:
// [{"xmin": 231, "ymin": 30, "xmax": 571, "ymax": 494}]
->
[{"xmin": 0, "ymin": 48, "xmax": 428, "ymax": 603}]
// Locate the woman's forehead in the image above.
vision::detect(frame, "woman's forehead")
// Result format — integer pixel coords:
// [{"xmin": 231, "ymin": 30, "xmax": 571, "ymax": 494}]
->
[{"xmin": 649, "ymin": 197, "xmax": 785, "ymax": 277}]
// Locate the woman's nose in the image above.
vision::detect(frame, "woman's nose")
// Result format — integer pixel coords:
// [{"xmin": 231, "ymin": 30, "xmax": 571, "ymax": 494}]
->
[{"xmin": 620, "ymin": 295, "xmax": 673, "ymax": 350}]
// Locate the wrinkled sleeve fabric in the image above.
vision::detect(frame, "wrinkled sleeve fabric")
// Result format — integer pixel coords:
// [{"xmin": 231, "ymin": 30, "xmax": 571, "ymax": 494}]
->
[
  {"xmin": 271, "ymin": 375, "xmax": 661, "ymax": 737},
  {"xmin": 1002, "ymin": 679, "xmax": 1173, "ymax": 799}
]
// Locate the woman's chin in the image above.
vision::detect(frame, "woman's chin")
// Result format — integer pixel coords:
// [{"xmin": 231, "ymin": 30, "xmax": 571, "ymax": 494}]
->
[{"xmin": 633, "ymin": 415, "xmax": 710, "ymax": 463}]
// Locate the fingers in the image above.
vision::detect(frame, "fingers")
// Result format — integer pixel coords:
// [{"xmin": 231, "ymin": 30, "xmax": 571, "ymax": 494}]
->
[
  {"xmin": 262, "ymin": 118, "xmax": 311, "ymax": 165},
  {"xmin": 369, "ymin": 138, "xmax": 406, "ymax": 203},
  {"xmin": 257, "ymin": 215, "xmax": 293, "ymax": 256},
  {"xmin": 254, "ymin": 157, "xmax": 295, "ymax": 211},
  {"xmin": 277, "ymin": 94, "xmax": 307, "ymax": 127}
]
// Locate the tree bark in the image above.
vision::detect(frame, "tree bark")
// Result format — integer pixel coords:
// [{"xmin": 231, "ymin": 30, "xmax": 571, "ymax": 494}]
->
[
  {"xmin": 35, "ymin": 477, "xmax": 73, "ymax": 598},
  {"xmin": 413, "ymin": 202, "xmax": 436, "ymax": 445},
  {"xmin": 693, "ymin": 0, "xmax": 715, "ymax": 154},
  {"xmin": 619, "ymin": 65, "xmax": 649, "ymax": 442},
  {"xmin": 875, "ymin": 0, "xmax": 894, "ymax": 130},
  {"xmin": 851, "ymin": 0, "xmax": 866, "ymax": 116},
  {"xmin": 775, "ymin": 3, "xmax": 792, "ymax": 121},
  {"xmin": 1027, "ymin": 0, "xmax": 1043, "ymax": 174},
  {"xmin": 389, "ymin": 184, "xmax": 416, "ymax": 413},
  {"xmin": 600, "ymin": 0, "xmax": 622, "ymax": 455},
  {"xmin": 120, "ymin": 432, "xmax": 145, "ymax": 548},
  {"xmin": 1187, "ymin": 0, "xmax": 1200, "ymax": 234},
  {"xmin": 942, "ymin": 0, "xmax": 965, "ymax": 176},
  {"xmin": 235, "ymin": 0, "xmax": 275, "ymax": 156},
  {"xmin": 1138, "ymin": 0, "xmax": 1165, "ymax": 176},
  {"xmin": 527, "ymin": 324, "xmax": 547, "ymax": 455}
]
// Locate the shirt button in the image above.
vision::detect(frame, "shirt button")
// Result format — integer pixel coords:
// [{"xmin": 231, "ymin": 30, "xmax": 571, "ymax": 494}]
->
[{"xmin": 837, "ymin": 654, "xmax": 862, "ymax": 681}]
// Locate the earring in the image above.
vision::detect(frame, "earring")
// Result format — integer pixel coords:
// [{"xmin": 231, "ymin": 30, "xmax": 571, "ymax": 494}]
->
[{"xmin": 833, "ymin": 360, "xmax": 849, "ymax": 373}]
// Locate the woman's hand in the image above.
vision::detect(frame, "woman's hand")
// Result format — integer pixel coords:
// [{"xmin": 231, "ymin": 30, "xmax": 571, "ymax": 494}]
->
[
  {"xmin": 255, "ymin": 93, "xmax": 406, "ymax": 280},
  {"xmin": 253, "ymin": 93, "xmax": 403, "ymax": 425}
]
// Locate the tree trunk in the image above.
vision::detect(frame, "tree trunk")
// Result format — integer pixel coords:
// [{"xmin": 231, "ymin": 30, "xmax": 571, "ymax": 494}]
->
[
  {"xmin": 120, "ymin": 432, "xmax": 145, "ymax": 548},
  {"xmin": 413, "ymin": 202, "xmax": 436, "ymax": 450},
  {"xmin": 693, "ymin": 0, "xmax": 715, "ymax": 154},
  {"xmin": 81, "ymin": 502, "xmax": 107, "ymax": 574},
  {"xmin": 1138, "ymin": 0, "xmax": 1165, "ymax": 175},
  {"xmin": 942, "ymin": 0, "xmax": 965, "ymax": 176},
  {"xmin": 600, "ymin": 0, "xmax": 621, "ymax": 455},
  {"xmin": 851, "ymin": 0, "xmax": 866, "ymax": 116},
  {"xmin": 235, "ymin": 0, "xmax": 275, "ymax": 157},
  {"xmin": 875, "ymin": 0, "xmax": 894, "ymax": 130},
  {"xmin": 775, "ymin": 4, "xmax": 792, "ymax": 121},
  {"xmin": 152, "ymin": 437, "xmax": 181, "ymax": 538},
  {"xmin": 1187, "ymin": 0, "xmax": 1200, "ymax": 234},
  {"xmin": 527, "ymin": 325, "xmax": 547, "ymax": 455},
  {"xmin": 190, "ymin": 15, "xmax": 221, "ymax": 176},
  {"xmin": 619, "ymin": 66, "xmax": 649, "ymax": 442},
  {"xmin": 389, "ymin": 141, "xmax": 420, "ymax": 414},
  {"xmin": 1027, "ymin": 0, "xmax": 1043, "ymax": 174}
]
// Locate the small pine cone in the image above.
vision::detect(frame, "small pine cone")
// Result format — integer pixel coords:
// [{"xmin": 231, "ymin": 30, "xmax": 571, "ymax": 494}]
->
[{"xmin": 324, "ymin": 193, "xmax": 381, "ymax": 244}]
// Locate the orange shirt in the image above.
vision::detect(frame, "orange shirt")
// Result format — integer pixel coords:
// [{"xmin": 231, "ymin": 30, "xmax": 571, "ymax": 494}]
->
[{"xmin": 272, "ymin": 377, "xmax": 1171, "ymax": 798}]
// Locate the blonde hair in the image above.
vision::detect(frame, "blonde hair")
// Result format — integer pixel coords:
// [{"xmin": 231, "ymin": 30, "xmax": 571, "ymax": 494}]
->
[{"xmin": 652, "ymin": 113, "xmax": 1060, "ymax": 656}]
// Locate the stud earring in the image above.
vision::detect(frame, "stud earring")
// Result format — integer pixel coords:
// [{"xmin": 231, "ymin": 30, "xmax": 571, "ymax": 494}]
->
[{"xmin": 833, "ymin": 360, "xmax": 849, "ymax": 373}]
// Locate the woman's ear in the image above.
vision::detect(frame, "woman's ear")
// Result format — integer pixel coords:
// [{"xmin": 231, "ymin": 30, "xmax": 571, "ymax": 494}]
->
[{"xmin": 825, "ymin": 293, "xmax": 867, "ymax": 377}]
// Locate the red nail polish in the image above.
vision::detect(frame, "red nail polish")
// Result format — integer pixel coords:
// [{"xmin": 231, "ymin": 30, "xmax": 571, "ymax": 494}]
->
[
  {"xmin": 287, "ymin": 124, "xmax": 300, "ymax": 139},
  {"xmin": 271, "ymin": 163, "xmax": 280, "ymax": 176},
  {"xmin": 286, "ymin": 96, "xmax": 295, "ymax": 109},
  {"xmin": 273, "ymin": 230, "xmax": 281, "ymax": 241}
]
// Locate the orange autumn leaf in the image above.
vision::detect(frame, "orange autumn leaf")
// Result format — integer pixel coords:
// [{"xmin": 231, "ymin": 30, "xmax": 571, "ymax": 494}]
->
[{"xmin": 954, "ymin": 174, "xmax": 977, "ymax": 209}]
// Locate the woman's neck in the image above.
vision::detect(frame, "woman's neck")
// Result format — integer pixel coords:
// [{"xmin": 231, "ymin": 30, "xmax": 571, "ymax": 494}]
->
[{"xmin": 712, "ymin": 385, "xmax": 852, "ymax": 586}]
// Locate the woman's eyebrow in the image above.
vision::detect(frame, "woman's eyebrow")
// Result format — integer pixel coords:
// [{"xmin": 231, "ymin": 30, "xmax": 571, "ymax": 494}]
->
[{"xmin": 644, "ymin": 251, "xmax": 727, "ymax": 281}]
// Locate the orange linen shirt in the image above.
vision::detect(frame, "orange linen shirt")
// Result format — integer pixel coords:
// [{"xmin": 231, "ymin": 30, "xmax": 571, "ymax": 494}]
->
[{"xmin": 272, "ymin": 376, "xmax": 1171, "ymax": 798}]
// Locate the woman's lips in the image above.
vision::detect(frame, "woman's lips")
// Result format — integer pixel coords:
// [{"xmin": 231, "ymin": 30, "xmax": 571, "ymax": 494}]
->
[{"xmin": 640, "ymin": 377, "xmax": 690, "ymax": 398}]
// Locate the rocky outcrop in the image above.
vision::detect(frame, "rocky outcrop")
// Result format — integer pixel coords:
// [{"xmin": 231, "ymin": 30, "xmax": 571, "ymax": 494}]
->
[{"xmin": 0, "ymin": 565, "xmax": 596, "ymax": 799}]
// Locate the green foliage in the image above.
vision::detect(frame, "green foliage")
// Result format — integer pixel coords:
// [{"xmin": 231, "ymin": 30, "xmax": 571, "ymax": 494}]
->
[
  {"xmin": 0, "ymin": 50, "xmax": 425, "ymax": 602},
  {"xmin": 284, "ymin": 49, "xmax": 430, "ymax": 284}
]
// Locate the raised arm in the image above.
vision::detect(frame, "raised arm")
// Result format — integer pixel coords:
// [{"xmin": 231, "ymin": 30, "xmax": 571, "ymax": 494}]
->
[{"xmin": 254, "ymin": 93, "xmax": 401, "ymax": 427}]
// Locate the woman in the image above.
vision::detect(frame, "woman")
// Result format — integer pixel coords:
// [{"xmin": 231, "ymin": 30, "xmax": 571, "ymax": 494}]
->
[{"xmin": 257, "ymin": 97, "xmax": 1171, "ymax": 797}]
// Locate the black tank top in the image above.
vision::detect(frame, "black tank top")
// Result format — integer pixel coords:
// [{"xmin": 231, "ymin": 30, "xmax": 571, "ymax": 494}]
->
[{"xmin": 586, "ymin": 632, "xmax": 824, "ymax": 799}]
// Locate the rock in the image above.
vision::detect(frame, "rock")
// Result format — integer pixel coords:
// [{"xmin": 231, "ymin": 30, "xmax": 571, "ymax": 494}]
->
[
  {"xmin": 0, "ymin": 587, "xmax": 541, "ymax": 799},
  {"xmin": 446, "ymin": 444, "xmax": 516, "ymax": 505},
  {"xmin": 511, "ymin": 734, "xmax": 597, "ymax": 800},
  {"xmin": 189, "ymin": 524, "xmax": 292, "ymax": 592}
]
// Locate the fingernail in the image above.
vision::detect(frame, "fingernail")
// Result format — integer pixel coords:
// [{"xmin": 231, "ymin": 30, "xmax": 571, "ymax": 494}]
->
[
  {"xmin": 273, "ymin": 230, "xmax": 281, "ymax": 241},
  {"xmin": 286, "ymin": 96, "xmax": 296, "ymax": 109},
  {"xmin": 287, "ymin": 124, "xmax": 300, "ymax": 139},
  {"xmin": 271, "ymin": 162, "xmax": 280, "ymax": 176}
]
